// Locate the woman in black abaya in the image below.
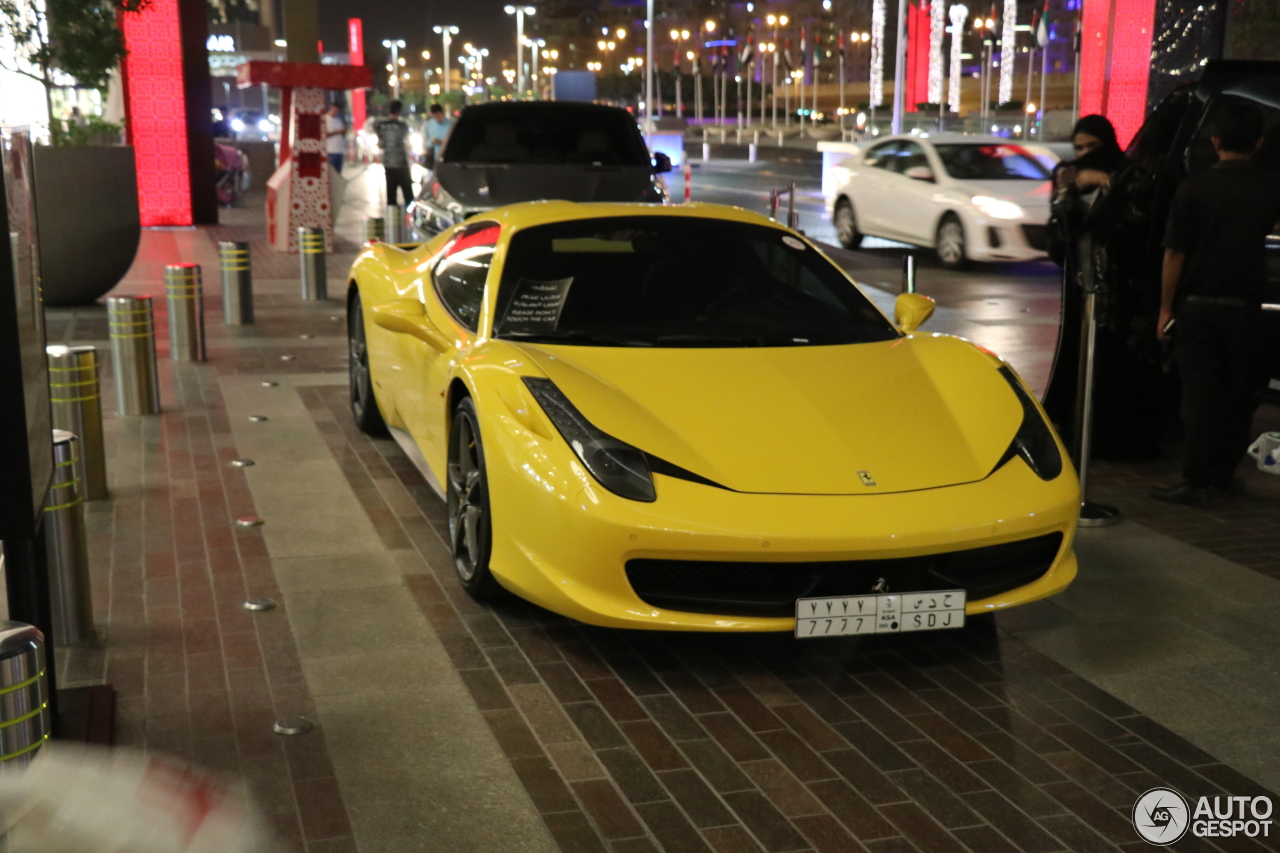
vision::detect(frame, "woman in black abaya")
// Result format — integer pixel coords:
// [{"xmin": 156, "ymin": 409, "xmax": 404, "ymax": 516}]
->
[{"xmin": 1042, "ymin": 115, "xmax": 1164, "ymax": 461}]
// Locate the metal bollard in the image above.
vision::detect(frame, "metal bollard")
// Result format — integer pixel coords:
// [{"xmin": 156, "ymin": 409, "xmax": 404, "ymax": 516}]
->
[
  {"xmin": 363, "ymin": 216, "xmax": 385, "ymax": 243},
  {"xmin": 219, "ymin": 241, "xmax": 254, "ymax": 325},
  {"xmin": 0, "ymin": 623, "xmax": 51, "ymax": 765},
  {"xmin": 46, "ymin": 431, "xmax": 93, "ymax": 647},
  {"xmin": 749, "ymin": 130, "xmax": 759, "ymax": 163},
  {"xmin": 299, "ymin": 226, "xmax": 327, "ymax": 300},
  {"xmin": 901, "ymin": 254, "xmax": 917, "ymax": 294},
  {"xmin": 165, "ymin": 263, "xmax": 206, "ymax": 362},
  {"xmin": 385, "ymin": 205, "xmax": 404, "ymax": 244},
  {"xmin": 786, "ymin": 182, "xmax": 799, "ymax": 230},
  {"xmin": 107, "ymin": 295, "xmax": 160, "ymax": 415},
  {"xmin": 769, "ymin": 189, "xmax": 779, "ymax": 222},
  {"xmin": 46, "ymin": 345, "xmax": 107, "ymax": 501}
]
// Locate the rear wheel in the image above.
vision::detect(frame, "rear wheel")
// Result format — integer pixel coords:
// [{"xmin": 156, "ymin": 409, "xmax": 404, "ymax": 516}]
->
[
  {"xmin": 834, "ymin": 198, "xmax": 863, "ymax": 249},
  {"xmin": 348, "ymin": 293, "xmax": 386, "ymax": 434},
  {"xmin": 447, "ymin": 398, "xmax": 501, "ymax": 600},
  {"xmin": 935, "ymin": 214, "xmax": 968, "ymax": 269}
]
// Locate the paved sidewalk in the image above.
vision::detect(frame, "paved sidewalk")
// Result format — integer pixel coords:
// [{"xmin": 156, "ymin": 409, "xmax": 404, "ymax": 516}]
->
[{"xmin": 37, "ymin": 166, "xmax": 1280, "ymax": 853}]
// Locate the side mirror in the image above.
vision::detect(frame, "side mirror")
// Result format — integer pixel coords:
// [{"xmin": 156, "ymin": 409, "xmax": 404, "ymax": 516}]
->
[
  {"xmin": 370, "ymin": 299, "xmax": 451, "ymax": 353},
  {"xmin": 652, "ymin": 152, "xmax": 673, "ymax": 174},
  {"xmin": 894, "ymin": 292, "xmax": 936, "ymax": 333},
  {"xmin": 904, "ymin": 165, "xmax": 935, "ymax": 182}
]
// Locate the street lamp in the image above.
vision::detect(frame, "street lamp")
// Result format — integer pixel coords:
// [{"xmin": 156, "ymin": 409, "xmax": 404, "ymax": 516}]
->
[
  {"xmin": 432, "ymin": 26, "xmax": 459, "ymax": 93},
  {"xmin": 381, "ymin": 39, "xmax": 406, "ymax": 98},
  {"xmin": 504, "ymin": 5, "xmax": 536, "ymax": 98}
]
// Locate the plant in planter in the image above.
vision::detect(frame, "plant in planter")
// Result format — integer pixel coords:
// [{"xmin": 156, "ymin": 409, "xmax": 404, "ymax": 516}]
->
[{"xmin": 0, "ymin": 0, "xmax": 150, "ymax": 305}]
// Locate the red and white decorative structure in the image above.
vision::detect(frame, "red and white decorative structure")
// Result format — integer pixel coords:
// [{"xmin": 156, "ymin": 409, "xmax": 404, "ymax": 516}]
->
[{"xmin": 236, "ymin": 61, "xmax": 371, "ymax": 252}]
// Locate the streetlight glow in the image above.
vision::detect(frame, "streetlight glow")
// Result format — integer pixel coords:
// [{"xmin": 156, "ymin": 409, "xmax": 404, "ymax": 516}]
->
[{"xmin": 705, "ymin": 19, "xmax": 716, "ymax": 32}]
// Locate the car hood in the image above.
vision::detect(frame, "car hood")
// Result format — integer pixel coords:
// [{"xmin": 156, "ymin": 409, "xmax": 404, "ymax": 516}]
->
[
  {"xmin": 516, "ymin": 334, "xmax": 1023, "ymax": 495},
  {"xmin": 951, "ymin": 178, "xmax": 1053, "ymax": 215},
  {"xmin": 434, "ymin": 162, "xmax": 661, "ymax": 208}
]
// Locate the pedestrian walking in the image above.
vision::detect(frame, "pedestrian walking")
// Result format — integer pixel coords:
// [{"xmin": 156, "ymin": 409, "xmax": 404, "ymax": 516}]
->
[
  {"xmin": 325, "ymin": 103, "xmax": 346, "ymax": 174},
  {"xmin": 374, "ymin": 100, "xmax": 414, "ymax": 207},
  {"xmin": 424, "ymin": 103, "xmax": 452, "ymax": 169},
  {"xmin": 1151, "ymin": 100, "xmax": 1280, "ymax": 508}
]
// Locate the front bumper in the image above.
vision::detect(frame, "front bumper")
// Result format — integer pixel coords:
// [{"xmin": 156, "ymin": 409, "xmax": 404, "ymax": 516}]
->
[
  {"xmin": 484, "ymin": 424, "xmax": 1079, "ymax": 631},
  {"xmin": 966, "ymin": 216, "xmax": 1049, "ymax": 263}
]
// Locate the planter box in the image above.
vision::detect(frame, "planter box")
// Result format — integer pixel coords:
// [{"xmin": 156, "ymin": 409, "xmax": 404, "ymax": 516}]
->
[{"xmin": 33, "ymin": 145, "xmax": 140, "ymax": 307}]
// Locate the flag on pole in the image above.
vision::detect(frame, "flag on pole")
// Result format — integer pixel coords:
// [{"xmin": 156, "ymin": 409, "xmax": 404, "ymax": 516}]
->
[
  {"xmin": 1033, "ymin": 5, "xmax": 1049, "ymax": 48},
  {"xmin": 783, "ymin": 38, "xmax": 793, "ymax": 72},
  {"xmin": 838, "ymin": 30, "xmax": 845, "ymax": 59},
  {"xmin": 740, "ymin": 33, "xmax": 754, "ymax": 66}
]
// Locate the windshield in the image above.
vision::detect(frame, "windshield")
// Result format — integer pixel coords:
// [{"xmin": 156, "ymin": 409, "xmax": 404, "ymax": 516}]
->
[
  {"xmin": 934, "ymin": 143, "xmax": 1052, "ymax": 180},
  {"xmin": 493, "ymin": 217, "xmax": 898, "ymax": 348},
  {"xmin": 442, "ymin": 105, "xmax": 650, "ymax": 166}
]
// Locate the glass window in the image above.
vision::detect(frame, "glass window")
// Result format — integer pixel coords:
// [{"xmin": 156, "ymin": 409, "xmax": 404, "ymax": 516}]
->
[
  {"xmin": 862, "ymin": 141, "xmax": 900, "ymax": 169},
  {"xmin": 433, "ymin": 221, "xmax": 498, "ymax": 331},
  {"xmin": 934, "ymin": 143, "xmax": 1052, "ymax": 180},
  {"xmin": 493, "ymin": 217, "xmax": 898, "ymax": 348},
  {"xmin": 442, "ymin": 103, "xmax": 650, "ymax": 166},
  {"xmin": 892, "ymin": 141, "xmax": 930, "ymax": 175}
]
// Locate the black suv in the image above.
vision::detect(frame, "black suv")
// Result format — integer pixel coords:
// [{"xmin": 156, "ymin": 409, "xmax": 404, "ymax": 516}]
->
[
  {"xmin": 1131, "ymin": 60, "xmax": 1280, "ymax": 402},
  {"xmin": 409, "ymin": 101, "xmax": 670, "ymax": 237}
]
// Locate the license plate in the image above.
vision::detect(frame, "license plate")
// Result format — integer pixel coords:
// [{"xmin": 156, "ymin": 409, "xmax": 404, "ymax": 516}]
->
[{"xmin": 795, "ymin": 590, "xmax": 966, "ymax": 638}]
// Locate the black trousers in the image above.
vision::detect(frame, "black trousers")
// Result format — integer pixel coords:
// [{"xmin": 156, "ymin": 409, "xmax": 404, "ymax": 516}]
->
[
  {"xmin": 385, "ymin": 166, "xmax": 414, "ymax": 208},
  {"xmin": 1173, "ymin": 302, "xmax": 1265, "ymax": 488}
]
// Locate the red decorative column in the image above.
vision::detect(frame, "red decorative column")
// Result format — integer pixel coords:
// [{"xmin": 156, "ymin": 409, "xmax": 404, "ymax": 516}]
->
[
  {"xmin": 1079, "ymin": 0, "xmax": 1158, "ymax": 147},
  {"xmin": 904, "ymin": 1, "xmax": 931, "ymax": 112},
  {"xmin": 348, "ymin": 19, "xmax": 367, "ymax": 137}
]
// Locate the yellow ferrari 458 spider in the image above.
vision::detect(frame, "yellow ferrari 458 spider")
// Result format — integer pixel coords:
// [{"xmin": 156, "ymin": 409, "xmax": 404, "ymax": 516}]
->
[{"xmin": 346, "ymin": 201, "xmax": 1079, "ymax": 635}]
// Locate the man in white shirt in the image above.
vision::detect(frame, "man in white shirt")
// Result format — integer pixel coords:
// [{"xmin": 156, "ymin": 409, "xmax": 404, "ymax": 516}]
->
[
  {"xmin": 325, "ymin": 104, "xmax": 346, "ymax": 174},
  {"xmin": 424, "ymin": 103, "xmax": 452, "ymax": 168}
]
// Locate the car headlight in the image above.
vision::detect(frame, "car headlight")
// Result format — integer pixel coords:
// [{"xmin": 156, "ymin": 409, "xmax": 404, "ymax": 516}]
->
[
  {"xmin": 523, "ymin": 378, "xmax": 656, "ymax": 502},
  {"xmin": 995, "ymin": 367, "xmax": 1063, "ymax": 481},
  {"xmin": 230, "ymin": 118, "xmax": 245, "ymax": 132},
  {"xmin": 257, "ymin": 118, "xmax": 272, "ymax": 133},
  {"xmin": 971, "ymin": 196, "xmax": 1024, "ymax": 220}
]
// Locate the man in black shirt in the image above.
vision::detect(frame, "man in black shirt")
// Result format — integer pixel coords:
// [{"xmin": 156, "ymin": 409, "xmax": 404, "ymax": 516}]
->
[
  {"xmin": 374, "ymin": 100, "xmax": 414, "ymax": 209},
  {"xmin": 1153, "ymin": 100, "xmax": 1280, "ymax": 507}
]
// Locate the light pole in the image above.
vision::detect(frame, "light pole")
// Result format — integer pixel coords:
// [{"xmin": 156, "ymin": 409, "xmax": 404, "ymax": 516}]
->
[
  {"xmin": 891, "ymin": 0, "xmax": 907, "ymax": 134},
  {"xmin": 433, "ymin": 26, "xmax": 459, "ymax": 93},
  {"xmin": 645, "ymin": 0, "xmax": 654, "ymax": 135},
  {"xmin": 767, "ymin": 15, "xmax": 788, "ymax": 131},
  {"xmin": 382, "ymin": 39, "xmax": 405, "ymax": 99},
  {"xmin": 670, "ymin": 29, "xmax": 690, "ymax": 117},
  {"xmin": 530, "ymin": 38, "xmax": 544, "ymax": 98},
  {"xmin": 503, "ymin": 6, "xmax": 536, "ymax": 98}
]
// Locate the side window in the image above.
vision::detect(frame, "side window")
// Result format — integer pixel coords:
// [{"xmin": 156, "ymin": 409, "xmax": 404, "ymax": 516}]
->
[
  {"xmin": 893, "ymin": 141, "xmax": 929, "ymax": 174},
  {"xmin": 863, "ymin": 142, "xmax": 900, "ymax": 169},
  {"xmin": 1188, "ymin": 94, "xmax": 1280, "ymax": 176},
  {"xmin": 433, "ymin": 221, "xmax": 499, "ymax": 332}
]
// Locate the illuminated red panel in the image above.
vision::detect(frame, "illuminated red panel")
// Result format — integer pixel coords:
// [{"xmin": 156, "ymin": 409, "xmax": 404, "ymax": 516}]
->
[
  {"xmin": 348, "ymin": 19, "xmax": 366, "ymax": 138},
  {"xmin": 905, "ymin": 1, "xmax": 930, "ymax": 112},
  {"xmin": 1106, "ymin": 0, "xmax": 1156, "ymax": 146},
  {"xmin": 121, "ymin": 0, "xmax": 192, "ymax": 226},
  {"xmin": 1077, "ymin": 0, "xmax": 1155, "ymax": 148}
]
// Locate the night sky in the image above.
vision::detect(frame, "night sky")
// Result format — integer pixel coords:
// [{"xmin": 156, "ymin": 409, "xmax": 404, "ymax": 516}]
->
[{"xmin": 317, "ymin": 0, "xmax": 517, "ymax": 72}]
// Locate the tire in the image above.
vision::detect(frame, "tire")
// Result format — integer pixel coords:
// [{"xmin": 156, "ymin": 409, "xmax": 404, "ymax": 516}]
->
[
  {"xmin": 447, "ymin": 398, "xmax": 502, "ymax": 600},
  {"xmin": 348, "ymin": 291, "xmax": 387, "ymax": 435},
  {"xmin": 935, "ymin": 214, "xmax": 969, "ymax": 269},
  {"xmin": 833, "ymin": 197, "xmax": 864, "ymax": 249}
]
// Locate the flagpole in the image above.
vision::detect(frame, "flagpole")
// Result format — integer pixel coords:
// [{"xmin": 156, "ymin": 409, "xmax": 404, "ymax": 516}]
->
[
  {"xmin": 645, "ymin": 0, "xmax": 654, "ymax": 137},
  {"xmin": 890, "ymin": 0, "xmax": 907, "ymax": 134},
  {"xmin": 839, "ymin": 34, "xmax": 845, "ymax": 136},
  {"xmin": 1039, "ymin": 20, "xmax": 1048, "ymax": 136},
  {"xmin": 799, "ymin": 27, "xmax": 806, "ymax": 137}
]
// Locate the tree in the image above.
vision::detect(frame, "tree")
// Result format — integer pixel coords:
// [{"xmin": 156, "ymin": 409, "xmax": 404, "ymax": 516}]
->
[{"xmin": 0, "ymin": 0, "xmax": 150, "ymax": 128}]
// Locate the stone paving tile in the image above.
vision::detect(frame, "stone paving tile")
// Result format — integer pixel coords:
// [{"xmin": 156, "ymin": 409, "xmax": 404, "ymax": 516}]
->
[{"xmin": 307, "ymin": 385, "xmax": 1280, "ymax": 853}]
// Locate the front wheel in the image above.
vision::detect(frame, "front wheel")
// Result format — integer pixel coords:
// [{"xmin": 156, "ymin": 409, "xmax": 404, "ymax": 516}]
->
[
  {"xmin": 447, "ymin": 398, "xmax": 501, "ymax": 600},
  {"xmin": 935, "ymin": 214, "xmax": 968, "ymax": 270},
  {"xmin": 834, "ymin": 198, "xmax": 863, "ymax": 249},
  {"xmin": 348, "ymin": 292, "xmax": 386, "ymax": 434}
]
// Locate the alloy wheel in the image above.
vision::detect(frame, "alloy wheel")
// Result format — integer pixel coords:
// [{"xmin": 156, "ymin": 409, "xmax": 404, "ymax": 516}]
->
[
  {"xmin": 448, "ymin": 412, "xmax": 484, "ymax": 582},
  {"xmin": 937, "ymin": 219, "xmax": 965, "ymax": 266}
]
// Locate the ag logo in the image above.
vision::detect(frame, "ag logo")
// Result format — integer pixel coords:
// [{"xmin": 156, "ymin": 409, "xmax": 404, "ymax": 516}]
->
[{"xmin": 1133, "ymin": 787, "xmax": 1190, "ymax": 845}]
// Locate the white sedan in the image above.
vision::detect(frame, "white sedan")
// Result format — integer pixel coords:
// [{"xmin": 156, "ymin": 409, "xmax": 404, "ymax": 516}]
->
[{"xmin": 827, "ymin": 134, "xmax": 1058, "ymax": 268}]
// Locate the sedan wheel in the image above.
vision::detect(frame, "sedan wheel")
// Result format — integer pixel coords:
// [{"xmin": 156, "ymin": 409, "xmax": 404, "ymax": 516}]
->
[
  {"xmin": 935, "ymin": 215, "xmax": 968, "ymax": 269},
  {"xmin": 834, "ymin": 198, "xmax": 863, "ymax": 249},
  {"xmin": 348, "ymin": 294, "xmax": 386, "ymax": 434},
  {"xmin": 447, "ymin": 398, "xmax": 501, "ymax": 599}
]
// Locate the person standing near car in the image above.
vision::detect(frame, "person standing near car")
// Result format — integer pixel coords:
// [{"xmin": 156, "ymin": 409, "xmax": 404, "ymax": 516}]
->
[
  {"xmin": 325, "ymin": 103, "xmax": 346, "ymax": 174},
  {"xmin": 424, "ymin": 103, "xmax": 452, "ymax": 168},
  {"xmin": 375, "ymin": 100, "xmax": 414, "ymax": 207},
  {"xmin": 1041, "ymin": 114, "xmax": 1163, "ymax": 462},
  {"xmin": 1152, "ymin": 100, "xmax": 1280, "ymax": 507}
]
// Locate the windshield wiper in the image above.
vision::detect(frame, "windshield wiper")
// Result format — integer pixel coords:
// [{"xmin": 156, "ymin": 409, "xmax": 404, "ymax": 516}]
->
[{"xmin": 500, "ymin": 330, "xmax": 652, "ymax": 347}]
